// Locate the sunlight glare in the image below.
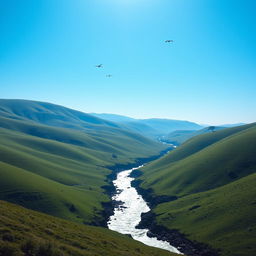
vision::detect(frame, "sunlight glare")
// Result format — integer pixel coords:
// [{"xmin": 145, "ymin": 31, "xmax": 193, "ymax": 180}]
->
[{"xmin": 106, "ymin": 0, "xmax": 155, "ymax": 9}]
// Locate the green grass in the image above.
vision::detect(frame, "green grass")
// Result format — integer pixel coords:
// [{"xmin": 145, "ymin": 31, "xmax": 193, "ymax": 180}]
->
[
  {"xmin": 154, "ymin": 173, "xmax": 256, "ymax": 256},
  {"xmin": 0, "ymin": 100, "xmax": 166, "ymax": 224},
  {"xmin": 0, "ymin": 99, "xmax": 121, "ymax": 131},
  {"xmin": 137, "ymin": 123, "xmax": 256, "ymax": 256},
  {"xmin": 0, "ymin": 161, "xmax": 106, "ymax": 224},
  {"xmin": 145, "ymin": 123, "xmax": 256, "ymax": 171},
  {"xmin": 0, "ymin": 200, "xmax": 178, "ymax": 256},
  {"xmin": 140, "ymin": 123, "xmax": 256, "ymax": 196}
]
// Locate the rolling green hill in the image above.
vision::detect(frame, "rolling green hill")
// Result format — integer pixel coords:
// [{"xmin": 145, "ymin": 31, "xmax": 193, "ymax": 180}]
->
[
  {"xmin": 0, "ymin": 99, "xmax": 166, "ymax": 225},
  {"xmin": 0, "ymin": 99, "xmax": 121, "ymax": 131},
  {"xmin": 0, "ymin": 200, "xmax": 178, "ymax": 256},
  {"xmin": 140, "ymin": 123, "xmax": 256, "ymax": 191},
  {"xmin": 137, "ymin": 123, "xmax": 256, "ymax": 256},
  {"xmin": 140, "ymin": 123, "xmax": 256, "ymax": 196}
]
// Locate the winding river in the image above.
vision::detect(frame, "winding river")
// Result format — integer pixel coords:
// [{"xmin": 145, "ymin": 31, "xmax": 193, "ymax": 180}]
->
[{"xmin": 107, "ymin": 165, "xmax": 182, "ymax": 254}]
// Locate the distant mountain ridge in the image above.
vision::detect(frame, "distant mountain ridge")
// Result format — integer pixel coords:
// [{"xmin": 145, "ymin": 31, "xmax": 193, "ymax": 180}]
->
[{"xmin": 92, "ymin": 113, "xmax": 203, "ymax": 139}]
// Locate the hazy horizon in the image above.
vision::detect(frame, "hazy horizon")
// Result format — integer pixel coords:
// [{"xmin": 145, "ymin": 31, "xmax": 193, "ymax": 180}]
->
[
  {"xmin": 1, "ymin": 0, "xmax": 255, "ymax": 125},
  {"xmin": 0, "ymin": 97, "xmax": 249, "ymax": 126}
]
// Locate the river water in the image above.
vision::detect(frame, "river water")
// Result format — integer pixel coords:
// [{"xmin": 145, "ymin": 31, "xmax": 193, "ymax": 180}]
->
[{"xmin": 107, "ymin": 165, "xmax": 182, "ymax": 254}]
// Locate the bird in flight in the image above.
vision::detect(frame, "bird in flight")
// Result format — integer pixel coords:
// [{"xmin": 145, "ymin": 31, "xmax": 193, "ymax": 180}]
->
[
  {"xmin": 95, "ymin": 64, "xmax": 103, "ymax": 68},
  {"xmin": 106, "ymin": 74, "xmax": 112, "ymax": 78},
  {"xmin": 165, "ymin": 40, "xmax": 174, "ymax": 43}
]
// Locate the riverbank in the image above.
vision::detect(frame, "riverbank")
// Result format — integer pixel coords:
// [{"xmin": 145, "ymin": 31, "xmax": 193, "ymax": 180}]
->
[
  {"xmin": 131, "ymin": 175, "xmax": 220, "ymax": 256},
  {"xmin": 107, "ymin": 166, "xmax": 181, "ymax": 253},
  {"xmin": 96, "ymin": 148, "xmax": 173, "ymax": 227},
  {"xmin": 98, "ymin": 147, "xmax": 219, "ymax": 255}
]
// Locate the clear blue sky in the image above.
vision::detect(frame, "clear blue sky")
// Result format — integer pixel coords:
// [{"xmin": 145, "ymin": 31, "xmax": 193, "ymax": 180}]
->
[{"xmin": 1, "ymin": 0, "xmax": 255, "ymax": 125}]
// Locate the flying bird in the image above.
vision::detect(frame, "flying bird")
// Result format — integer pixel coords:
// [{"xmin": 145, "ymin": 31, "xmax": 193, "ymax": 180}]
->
[
  {"xmin": 106, "ymin": 74, "xmax": 112, "ymax": 78},
  {"xmin": 165, "ymin": 40, "xmax": 174, "ymax": 43},
  {"xmin": 95, "ymin": 64, "xmax": 103, "ymax": 68}
]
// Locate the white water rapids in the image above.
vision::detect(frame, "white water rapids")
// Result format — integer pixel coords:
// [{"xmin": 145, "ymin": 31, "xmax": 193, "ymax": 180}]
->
[{"xmin": 107, "ymin": 165, "xmax": 182, "ymax": 254}]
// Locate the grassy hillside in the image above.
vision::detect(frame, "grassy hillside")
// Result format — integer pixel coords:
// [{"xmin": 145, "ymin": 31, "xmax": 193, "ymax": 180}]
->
[
  {"xmin": 154, "ymin": 173, "xmax": 256, "ymax": 256},
  {"xmin": 140, "ymin": 123, "xmax": 256, "ymax": 195},
  {"xmin": 142, "ymin": 124, "xmax": 256, "ymax": 196},
  {"xmin": 0, "ymin": 99, "xmax": 121, "ymax": 131},
  {"xmin": 0, "ymin": 200, "xmax": 178, "ymax": 256},
  {"xmin": 137, "ymin": 123, "xmax": 256, "ymax": 256},
  {"xmin": 0, "ymin": 100, "xmax": 166, "ymax": 224}
]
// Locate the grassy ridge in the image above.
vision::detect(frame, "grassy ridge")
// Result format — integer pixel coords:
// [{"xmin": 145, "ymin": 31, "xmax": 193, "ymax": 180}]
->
[
  {"xmin": 140, "ymin": 123, "xmax": 256, "ymax": 196},
  {"xmin": 0, "ymin": 99, "xmax": 121, "ymax": 131},
  {"xmin": 144, "ymin": 123, "xmax": 256, "ymax": 173},
  {"xmin": 137, "ymin": 124, "xmax": 256, "ymax": 256},
  {"xmin": 0, "ymin": 200, "xmax": 178, "ymax": 256},
  {"xmin": 0, "ymin": 115, "xmax": 160, "ymax": 158}
]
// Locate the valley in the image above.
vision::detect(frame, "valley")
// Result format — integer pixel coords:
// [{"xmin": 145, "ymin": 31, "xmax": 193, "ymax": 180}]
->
[
  {"xmin": 2, "ymin": 1, "xmax": 255, "ymax": 255},
  {"xmin": 0, "ymin": 99, "xmax": 255, "ymax": 256}
]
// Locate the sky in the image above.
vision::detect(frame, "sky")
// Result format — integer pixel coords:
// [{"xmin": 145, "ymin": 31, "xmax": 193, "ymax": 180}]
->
[{"xmin": 0, "ymin": 0, "xmax": 255, "ymax": 125}]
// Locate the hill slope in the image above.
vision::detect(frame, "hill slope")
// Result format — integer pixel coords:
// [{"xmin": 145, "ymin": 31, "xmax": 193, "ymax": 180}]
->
[
  {"xmin": 140, "ymin": 123, "xmax": 256, "ymax": 196},
  {"xmin": 136, "ymin": 123, "xmax": 256, "ymax": 256},
  {"xmin": 0, "ymin": 99, "xmax": 121, "ymax": 131},
  {"xmin": 0, "ymin": 100, "xmax": 166, "ymax": 224},
  {"xmin": 155, "ymin": 173, "xmax": 256, "ymax": 256},
  {"xmin": 0, "ymin": 200, "xmax": 177, "ymax": 256}
]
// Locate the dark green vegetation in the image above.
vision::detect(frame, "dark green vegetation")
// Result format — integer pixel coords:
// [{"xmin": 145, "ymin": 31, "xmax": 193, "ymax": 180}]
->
[
  {"xmin": 92, "ymin": 113, "xmax": 203, "ymax": 139},
  {"xmin": 0, "ymin": 200, "xmax": 178, "ymax": 256},
  {"xmin": 138, "ymin": 123, "xmax": 256, "ymax": 256},
  {"xmin": 0, "ymin": 99, "xmax": 166, "ymax": 224}
]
